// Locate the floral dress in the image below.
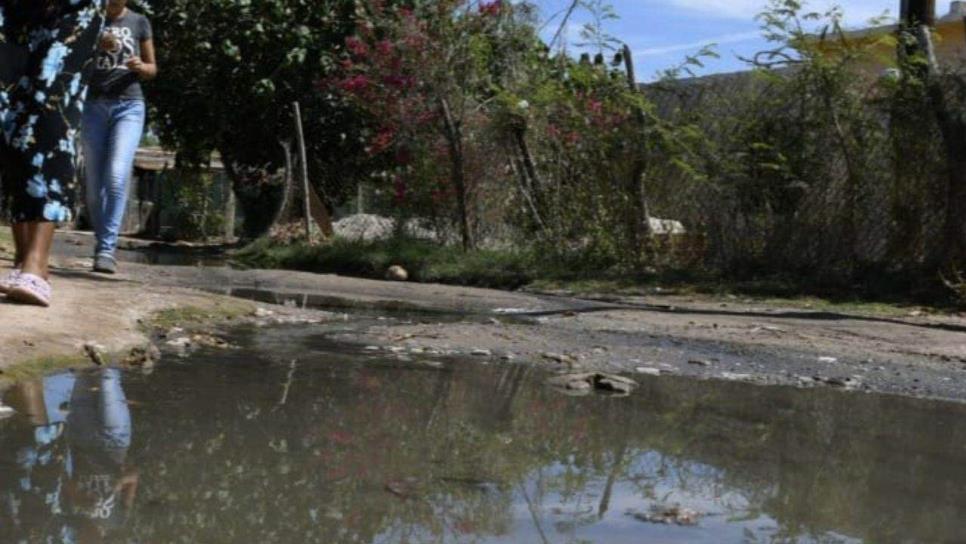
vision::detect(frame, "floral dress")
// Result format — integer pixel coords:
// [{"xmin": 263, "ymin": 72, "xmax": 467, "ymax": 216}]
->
[{"xmin": 0, "ymin": 0, "xmax": 104, "ymax": 223}]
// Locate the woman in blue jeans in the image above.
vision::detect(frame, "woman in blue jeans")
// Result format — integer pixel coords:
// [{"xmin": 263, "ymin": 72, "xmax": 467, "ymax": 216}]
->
[{"xmin": 83, "ymin": 0, "xmax": 156, "ymax": 274}]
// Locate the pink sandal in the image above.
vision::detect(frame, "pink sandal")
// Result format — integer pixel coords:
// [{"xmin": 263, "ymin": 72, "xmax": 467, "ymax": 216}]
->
[
  {"xmin": 6, "ymin": 273, "xmax": 51, "ymax": 307},
  {"xmin": 0, "ymin": 269, "xmax": 20, "ymax": 295}
]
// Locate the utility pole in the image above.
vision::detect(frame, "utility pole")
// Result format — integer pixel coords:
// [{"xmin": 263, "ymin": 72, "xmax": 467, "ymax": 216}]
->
[
  {"xmin": 899, "ymin": 0, "xmax": 966, "ymax": 266},
  {"xmin": 292, "ymin": 101, "xmax": 313, "ymax": 241},
  {"xmin": 621, "ymin": 43, "xmax": 653, "ymax": 260},
  {"xmin": 900, "ymin": 0, "xmax": 936, "ymax": 25}
]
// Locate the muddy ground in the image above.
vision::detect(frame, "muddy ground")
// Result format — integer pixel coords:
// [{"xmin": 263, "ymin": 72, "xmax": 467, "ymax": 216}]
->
[{"xmin": 4, "ymin": 230, "xmax": 966, "ymax": 401}]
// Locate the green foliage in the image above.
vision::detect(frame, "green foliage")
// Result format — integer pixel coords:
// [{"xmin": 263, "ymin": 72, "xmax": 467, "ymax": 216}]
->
[
  {"xmin": 164, "ymin": 171, "xmax": 226, "ymax": 241},
  {"xmin": 643, "ymin": 0, "xmax": 953, "ymax": 287},
  {"xmin": 235, "ymin": 237, "xmax": 538, "ymax": 289},
  {"xmin": 147, "ymin": 0, "xmax": 377, "ymax": 236},
  {"xmin": 151, "ymin": 0, "xmax": 961, "ymax": 299}
]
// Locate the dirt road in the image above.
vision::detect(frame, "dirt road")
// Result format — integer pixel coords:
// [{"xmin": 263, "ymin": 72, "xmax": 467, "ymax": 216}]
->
[{"xmin": 4, "ymin": 231, "xmax": 966, "ymax": 401}]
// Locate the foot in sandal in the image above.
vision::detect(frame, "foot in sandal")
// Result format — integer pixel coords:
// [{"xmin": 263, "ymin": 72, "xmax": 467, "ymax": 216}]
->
[
  {"xmin": 0, "ymin": 269, "xmax": 21, "ymax": 295},
  {"xmin": 6, "ymin": 273, "xmax": 52, "ymax": 307}
]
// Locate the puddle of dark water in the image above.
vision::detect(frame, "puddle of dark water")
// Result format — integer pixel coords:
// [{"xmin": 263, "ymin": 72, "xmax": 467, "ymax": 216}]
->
[
  {"xmin": 55, "ymin": 235, "xmax": 227, "ymax": 267},
  {"xmin": 211, "ymin": 287, "xmax": 530, "ymax": 325},
  {"xmin": 2, "ymin": 326, "xmax": 966, "ymax": 543}
]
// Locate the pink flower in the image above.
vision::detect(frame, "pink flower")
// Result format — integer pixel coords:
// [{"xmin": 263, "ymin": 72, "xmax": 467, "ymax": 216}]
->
[
  {"xmin": 346, "ymin": 36, "xmax": 369, "ymax": 57},
  {"xmin": 368, "ymin": 127, "xmax": 396, "ymax": 156},
  {"xmin": 340, "ymin": 74, "xmax": 370, "ymax": 93},
  {"xmin": 376, "ymin": 39, "xmax": 394, "ymax": 56},
  {"xmin": 382, "ymin": 74, "xmax": 411, "ymax": 89},
  {"xmin": 479, "ymin": 0, "xmax": 502, "ymax": 16},
  {"xmin": 393, "ymin": 175, "xmax": 407, "ymax": 203}
]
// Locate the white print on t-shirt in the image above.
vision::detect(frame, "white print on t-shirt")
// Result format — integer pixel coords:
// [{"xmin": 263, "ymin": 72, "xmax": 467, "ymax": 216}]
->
[{"xmin": 98, "ymin": 26, "xmax": 137, "ymax": 71}]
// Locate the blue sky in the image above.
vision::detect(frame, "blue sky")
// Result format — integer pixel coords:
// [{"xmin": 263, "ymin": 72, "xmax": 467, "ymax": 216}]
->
[{"xmin": 530, "ymin": 0, "xmax": 905, "ymax": 80}]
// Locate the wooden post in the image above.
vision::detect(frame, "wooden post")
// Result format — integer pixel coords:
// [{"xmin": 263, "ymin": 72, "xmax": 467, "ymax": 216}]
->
[
  {"xmin": 292, "ymin": 101, "xmax": 313, "ymax": 241},
  {"xmin": 440, "ymin": 97, "xmax": 473, "ymax": 251},
  {"xmin": 223, "ymin": 176, "xmax": 236, "ymax": 243},
  {"xmin": 622, "ymin": 44, "xmax": 652, "ymax": 259}
]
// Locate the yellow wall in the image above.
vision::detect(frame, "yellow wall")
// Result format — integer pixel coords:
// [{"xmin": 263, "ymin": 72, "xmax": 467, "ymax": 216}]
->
[
  {"xmin": 934, "ymin": 20, "xmax": 966, "ymax": 67},
  {"xmin": 829, "ymin": 20, "xmax": 966, "ymax": 74}
]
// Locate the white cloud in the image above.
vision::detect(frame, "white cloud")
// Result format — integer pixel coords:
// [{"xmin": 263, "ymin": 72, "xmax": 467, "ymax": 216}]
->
[
  {"xmin": 636, "ymin": 30, "xmax": 760, "ymax": 56},
  {"xmin": 668, "ymin": 0, "xmax": 895, "ymax": 26}
]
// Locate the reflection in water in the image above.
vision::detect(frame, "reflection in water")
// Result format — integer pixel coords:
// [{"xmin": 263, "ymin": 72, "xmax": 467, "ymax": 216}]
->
[
  {"xmin": 1, "ymin": 369, "xmax": 136, "ymax": 543},
  {"xmin": 1, "ymin": 327, "xmax": 966, "ymax": 543}
]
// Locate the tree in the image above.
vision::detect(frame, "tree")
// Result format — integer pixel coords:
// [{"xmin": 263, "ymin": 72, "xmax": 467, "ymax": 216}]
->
[
  {"xmin": 331, "ymin": 0, "xmax": 541, "ymax": 250},
  {"xmin": 899, "ymin": 0, "xmax": 966, "ymax": 268},
  {"xmin": 147, "ymin": 0, "xmax": 372, "ymax": 237}
]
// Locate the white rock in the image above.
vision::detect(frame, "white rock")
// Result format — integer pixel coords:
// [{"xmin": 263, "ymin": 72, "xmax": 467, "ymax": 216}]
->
[
  {"xmin": 492, "ymin": 308, "xmax": 534, "ymax": 315},
  {"xmin": 167, "ymin": 337, "xmax": 192, "ymax": 348},
  {"xmin": 635, "ymin": 367, "xmax": 662, "ymax": 376},
  {"xmin": 648, "ymin": 217, "xmax": 687, "ymax": 235},
  {"xmin": 721, "ymin": 372, "xmax": 753, "ymax": 381},
  {"xmin": 386, "ymin": 265, "xmax": 409, "ymax": 282}
]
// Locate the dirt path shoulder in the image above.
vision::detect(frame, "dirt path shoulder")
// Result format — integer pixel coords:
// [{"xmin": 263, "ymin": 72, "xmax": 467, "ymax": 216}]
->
[
  {"xmin": 129, "ymin": 259, "xmax": 966, "ymax": 401},
  {"xmin": 0, "ymin": 258, "xmax": 253, "ymax": 371}
]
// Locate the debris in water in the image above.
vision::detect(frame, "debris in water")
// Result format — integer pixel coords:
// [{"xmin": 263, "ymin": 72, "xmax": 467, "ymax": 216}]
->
[
  {"xmin": 253, "ymin": 307, "xmax": 275, "ymax": 318},
  {"xmin": 547, "ymin": 373, "xmax": 638, "ymax": 395},
  {"xmin": 471, "ymin": 348, "xmax": 492, "ymax": 357},
  {"xmin": 166, "ymin": 337, "xmax": 192, "ymax": 350},
  {"xmin": 124, "ymin": 344, "xmax": 161, "ymax": 368},
  {"xmin": 385, "ymin": 477, "xmax": 422, "ymax": 499},
  {"xmin": 542, "ymin": 352, "xmax": 577, "ymax": 365},
  {"xmin": 629, "ymin": 505, "xmax": 702, "ymax": 526},
  {"xmin": 191, "ymin": 334, "xmax": 236, "ymax": 350},
  {"xmin": 83, "ymin": 342, "xmax": 107, "ymax": 366}
]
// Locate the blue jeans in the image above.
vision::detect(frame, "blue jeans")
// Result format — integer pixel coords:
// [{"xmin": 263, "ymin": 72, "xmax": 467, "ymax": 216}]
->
[{"xmin": 82, "ymin": 99, "xmax": 146, "ymax": 257}]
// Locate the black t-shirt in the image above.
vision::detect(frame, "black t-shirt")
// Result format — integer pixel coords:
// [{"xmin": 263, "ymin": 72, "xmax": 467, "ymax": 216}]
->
[{"xmin": 89, "ymin": 9, "xmax": 152, "ymax": 100}]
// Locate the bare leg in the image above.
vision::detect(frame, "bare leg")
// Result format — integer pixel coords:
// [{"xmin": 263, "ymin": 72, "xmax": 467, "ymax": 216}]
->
[
  {"xmin": 12, "ymin": 223, "xmax": 28, "ymax": 267},
  {"xmin": 19, "ymin": 222, "xmax": 55, "ymax": 279},
  {"xmin": 3, "ymin": 380, "xmax": 50, "ymax": 427}
]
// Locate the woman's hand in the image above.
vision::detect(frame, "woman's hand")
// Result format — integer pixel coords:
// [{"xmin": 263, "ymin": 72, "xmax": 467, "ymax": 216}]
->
[
  {"xmin": 125, "ymin": 56, "xmax": 143, "ymax": 72},
  {"xmin": 131, "ymin": 39, "xmax": 158, "ymax": 80},
  {"xmin": 125, "ymin": 56, "xmax": 157, "ymax": 80}
]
